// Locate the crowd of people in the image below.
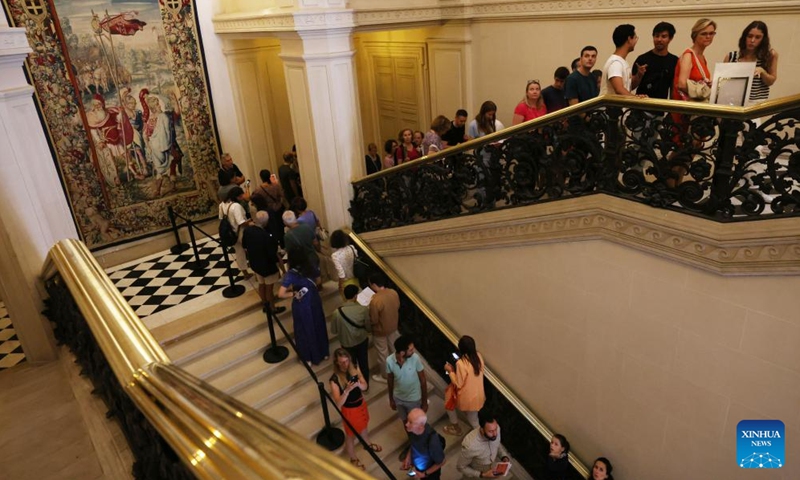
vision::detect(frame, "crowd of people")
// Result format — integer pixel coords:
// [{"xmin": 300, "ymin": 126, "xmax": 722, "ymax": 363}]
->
[
  {"xmin": 215, "ymin": 148, "xmax": 619, "ymax": 477},
  {"xmin": 365, "ymin": 18, "xmax": 779, "ymax": 176},
  {"xmin": 210, "ymin": 18, "xmax": 781, "ymax": 476}
]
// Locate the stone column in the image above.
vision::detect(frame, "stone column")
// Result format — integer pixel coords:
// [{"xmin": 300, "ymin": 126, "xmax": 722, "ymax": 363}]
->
[
  {"xmin": 279, "ymin": 28, "xmax": 364, "ymax": 231},
  {"xmin": 0, "ymin": 27, "xmax": 79, "ymax": 362}
]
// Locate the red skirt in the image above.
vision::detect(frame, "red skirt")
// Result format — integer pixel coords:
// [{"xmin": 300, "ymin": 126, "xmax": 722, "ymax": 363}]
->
[{"xmin": 341, "ymin": 401, "xmax": 369, "ymax": 436}]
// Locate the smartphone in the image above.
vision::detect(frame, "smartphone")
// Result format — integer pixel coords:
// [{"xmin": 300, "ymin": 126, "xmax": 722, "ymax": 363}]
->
[
  {"xmin": 295, "ymin": 287, "xmax": 309, "ymax": 300},
  {"xmin": 407, "ymin": 471, "xmax": 416, "ymax": 477},
  {"xmin": 244, "ymin": 179, "xmax": 251, "ymax": 187},
  {"xmin": 349, "ymin": 375, "xmax": 359, "ymax": 383},
  {"xmin": 451, "ymin": 352, "xmax": 460, "ymax": 361}
]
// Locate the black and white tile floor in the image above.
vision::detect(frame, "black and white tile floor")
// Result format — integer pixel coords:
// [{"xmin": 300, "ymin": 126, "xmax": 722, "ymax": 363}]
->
[
  {"xmin": 0, "ymin": 302, "xmax": 25, "ymax": 370},
  {"xmin": 0, "ymin": 238, "xmax": 243, "ymax": 370},
  {"xmin": 107, "ymin": 237, "xmax": 243, "ymax": 318}
]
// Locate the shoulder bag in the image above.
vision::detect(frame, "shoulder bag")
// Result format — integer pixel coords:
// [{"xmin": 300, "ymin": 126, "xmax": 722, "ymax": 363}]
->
[{"xmin": 686, "ymin": 50, "xmax": 711, "ymax": 102}]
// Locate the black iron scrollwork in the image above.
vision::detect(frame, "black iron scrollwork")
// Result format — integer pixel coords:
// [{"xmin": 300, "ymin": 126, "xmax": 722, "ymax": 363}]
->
[
  {"xmin": 45, "ymin": 279, "xmax": 193, "ymax": 480},
  {"xmin": 351, "ymin": 105, "xmax": 800, "ymax": 232}
]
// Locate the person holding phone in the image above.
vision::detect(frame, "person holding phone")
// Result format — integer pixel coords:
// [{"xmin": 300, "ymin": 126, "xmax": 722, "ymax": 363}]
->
[
  {"xmin": 330, "ymin": 348, "xmax": 380, "ymax": 470},
  {"xmin": 443, "ymin": 335, "xmax": 485, "ymax": 436}
]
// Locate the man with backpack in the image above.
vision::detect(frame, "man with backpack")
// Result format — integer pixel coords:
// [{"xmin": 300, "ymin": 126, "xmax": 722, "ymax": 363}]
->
[
  {"xmin": 330, "ymin": 285, "xmax": 372, "ymax": 389},
  {"xmin": 402, "ymin": 408, "xmax": 445, "ymax": 478}
]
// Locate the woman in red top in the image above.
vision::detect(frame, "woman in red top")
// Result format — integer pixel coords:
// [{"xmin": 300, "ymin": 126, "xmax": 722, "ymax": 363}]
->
[
  {"xmin": 672, "ymin": 18, "xmax": 716, "ymax": 102},
  {"xmin": 512, "ymin": 80, "xmax": 548, "ymax": 125},
  {"xmin": 394, "ymin": 128, "xmax": 421, "ymax": 165},
  {"xmin": 670, "ymin": 18, "xmax": 716, "ymax": 182}
]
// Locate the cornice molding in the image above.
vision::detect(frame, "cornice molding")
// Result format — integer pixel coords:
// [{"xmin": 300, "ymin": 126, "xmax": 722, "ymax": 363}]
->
[
  {"xmin": 359, "ymin": 195, "xmax": 800, "ymax": 276},
  {"xmin": 0, "ymin": 27, "xmax": 31, "ymax": 57},
  {"xmin": 213, "ymin": 0, "xmax": 800, "ymax": 35}
]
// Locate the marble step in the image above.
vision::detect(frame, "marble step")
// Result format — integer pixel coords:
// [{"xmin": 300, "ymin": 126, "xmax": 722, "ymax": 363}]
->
[
  {"xmin": 150, "ymin": 289, "xmax": 261, "ymax": 345},
  {"xmin": 173, "ymin": 292, "xmax": 342, "ymax": 379},
  {"xmin": 233, "ymin": 336, "xmax": 346, "ymax": 409}
]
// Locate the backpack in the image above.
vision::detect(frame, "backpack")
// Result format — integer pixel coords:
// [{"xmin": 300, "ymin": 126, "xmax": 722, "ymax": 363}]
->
[
  {"xmin": 350, "ymin": 245, "xmax": 370, "ymax": 282},
  {"xmin": 219, "ymin": 204, "xmax": 239, "ymax": 247},
  {"xmin": 429, "ymin": 430, "xmax": 446, "ymax": 452}
]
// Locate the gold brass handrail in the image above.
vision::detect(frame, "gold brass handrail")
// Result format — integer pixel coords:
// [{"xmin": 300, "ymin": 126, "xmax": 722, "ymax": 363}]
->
[
  {"xmin": 41, "ymin": 238, "xmax": 374, "ymax": 480},
  {"xmin": 353, "ymin": 92, "xmax": 800, "ymax": 185},
  {"xmin": 347, "ymin": 231, "xmax": 592, "ymax": 479}
]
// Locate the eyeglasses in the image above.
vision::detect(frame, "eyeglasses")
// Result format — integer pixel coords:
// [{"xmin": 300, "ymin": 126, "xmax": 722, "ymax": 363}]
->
[
  {"xmin": 527, "ymin": 79, "xmax": 540, "ymax": 86},
  {"xmin": 698, "ymin": 31, "xmax": 717, "ymax": 37}
]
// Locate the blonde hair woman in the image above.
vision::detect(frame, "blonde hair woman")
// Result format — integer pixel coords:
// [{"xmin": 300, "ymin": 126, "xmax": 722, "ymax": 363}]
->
[
  {"xmin": 672, "ymin": 18, "xmax": 717, "ymax": 102},
  {"xmin": 329, "ymin": 348, "xmax": 381, "ymax": 469},
  {"xmin": 512, "ymin": 80, "xmax": 547, "ymax": 125}
]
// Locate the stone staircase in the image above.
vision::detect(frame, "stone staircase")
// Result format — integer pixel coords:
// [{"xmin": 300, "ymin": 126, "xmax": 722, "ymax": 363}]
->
[{"xmin": 148, "ymin": 283, "xmax": 476, "ymax": 479}]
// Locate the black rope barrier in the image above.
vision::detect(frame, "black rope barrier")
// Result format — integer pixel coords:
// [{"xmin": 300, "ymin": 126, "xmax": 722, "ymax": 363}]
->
[
  {"xmin": 167, "ymin": 208, "xmax": 245, "ymax": 299},
  {"xmin": 166, "ymin": 206, "xmax": 190, "ymax": 254},
  {"xmin": 265, "ymin": 305, "xmax": 396, "ymax": 479}
]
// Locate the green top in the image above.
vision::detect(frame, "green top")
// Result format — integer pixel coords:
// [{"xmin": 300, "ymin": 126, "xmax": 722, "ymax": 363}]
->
[
  {"xmin": 387, "ymin": 353, "xmax": 424, "ymax": 402},
  {"xmin": 330, "ymin": 301, "xmax": 371, "ymax": 348}
]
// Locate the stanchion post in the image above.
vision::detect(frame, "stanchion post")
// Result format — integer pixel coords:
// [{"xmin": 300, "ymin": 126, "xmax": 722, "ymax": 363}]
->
[
  {"xmin": 184, "ymin": 219, "xmax": 210, "ymax": 271},
  {"xmin": 220, "ymin": 238, "xmax": 246, "ymax": 298},
  {"xmin": 262, "ymin": 306, "xmax": 289, "ymax": 364},
  {"xmin": 315, "ymin": 382, "xmax": 344, "ymax": 450},
  {"xmin": 167, "ymin": 206, "xmax": 190, "ymax": 254}
]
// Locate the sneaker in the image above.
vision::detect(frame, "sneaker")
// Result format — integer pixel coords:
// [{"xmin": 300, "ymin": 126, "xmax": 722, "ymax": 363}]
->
[{"xmin": 371, "ymin": 374, "xmax": 388, "ymax": 384}]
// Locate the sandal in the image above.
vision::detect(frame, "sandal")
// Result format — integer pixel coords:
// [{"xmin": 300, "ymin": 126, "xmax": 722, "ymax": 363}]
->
[
  {"xmin": 443, "ymin": 424, "xmax": 463, "ymax": 436},
  {"xmin": 368, "ymin": 443, "xmax": 383, "ymax": 453},
  {"xmin": 350, "ymin": 458, "xmax": 365, "ymax": 470}
]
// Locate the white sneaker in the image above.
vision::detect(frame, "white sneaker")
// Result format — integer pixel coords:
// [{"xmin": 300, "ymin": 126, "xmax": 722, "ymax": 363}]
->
[{"xmin": 371, "ymin": 374, "xmax": 387, "ymax": 384}]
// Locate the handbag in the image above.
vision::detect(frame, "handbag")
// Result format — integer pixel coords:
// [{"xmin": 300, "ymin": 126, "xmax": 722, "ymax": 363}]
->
[
  {"xmin": 444, "ymin": 383, "xmax": 458, "ymax": 411},
  {"xmin": 686, "ymin": 50, "xmax": 711, "ymax": 102},
  {"xmin": 350, "ymin": 245, "xmax": 370, "ymax": 282}
]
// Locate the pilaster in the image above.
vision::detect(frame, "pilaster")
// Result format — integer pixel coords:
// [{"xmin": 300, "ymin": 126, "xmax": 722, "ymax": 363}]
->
[
  {"xmin": 279, "ymin": 28, "xmax": 363, "ymax": 230},
  {"xmin": 0, "ymin": 27, "xmax": 78, "ymax": 362}
]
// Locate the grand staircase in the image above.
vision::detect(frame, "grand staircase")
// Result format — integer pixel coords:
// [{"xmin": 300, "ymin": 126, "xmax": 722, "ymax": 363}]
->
[{"xmin": 148, "ymin": 283, "xmax": 489, "ymax": 479}]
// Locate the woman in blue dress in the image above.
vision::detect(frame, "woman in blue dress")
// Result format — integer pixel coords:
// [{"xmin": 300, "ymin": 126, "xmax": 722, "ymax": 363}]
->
[{"xmin": 277, "ymin": 248, "xmax": 329, "ymax": 365}]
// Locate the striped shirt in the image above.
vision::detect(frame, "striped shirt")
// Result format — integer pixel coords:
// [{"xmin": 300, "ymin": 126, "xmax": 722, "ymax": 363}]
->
[{"xmin": 729, "ymin": 51, "xmax": 770, "ymax": 102}]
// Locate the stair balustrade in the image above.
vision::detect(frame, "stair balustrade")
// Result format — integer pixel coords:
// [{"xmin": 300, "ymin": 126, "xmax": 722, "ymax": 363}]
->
[
  {"xmin": 351, "ymin": 94, "xmax": 800, "ymax": 233},
  {"xmin": 349, "ymin": 231, "xmax": 589, "ymax": 480},
  {"xmin": 41, "ymin": 239, "xmax": 375, "ymax": 480}
]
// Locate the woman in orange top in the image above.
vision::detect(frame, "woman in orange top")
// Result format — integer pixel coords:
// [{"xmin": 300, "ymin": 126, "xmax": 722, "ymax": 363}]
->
[
  {"xmin": 672, "ymin": 18, "xmax": 716, "ymax": 102},
  {"xmin": 443, "ymin": 335, "xmax": 485, "ymax": 436}
]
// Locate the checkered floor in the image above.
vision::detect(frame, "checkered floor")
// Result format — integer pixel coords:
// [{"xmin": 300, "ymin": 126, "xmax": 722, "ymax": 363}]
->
[
  {"xmin": 0, "ymin": 302, "xmax": 25, "ymax": 370},
  {"xmin": 107, "ymin": 238, "xmax": 243, "ymax": 318}
]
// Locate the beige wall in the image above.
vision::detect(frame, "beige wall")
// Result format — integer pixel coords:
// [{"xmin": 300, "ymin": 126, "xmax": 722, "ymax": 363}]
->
[
  {"xmin": 224, "ymin": 38, "xmax": 295, "ymax": 179},
  {"xmin": 472, "ymin": 13, "xmax": 800, "ymax": 127},
  {"xmin": 385, "ymin": 240, "xmax": 799, "ymax": 480}
]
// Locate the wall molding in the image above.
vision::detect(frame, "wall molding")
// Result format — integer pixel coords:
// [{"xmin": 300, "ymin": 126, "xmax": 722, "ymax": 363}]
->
[
  {"xmin": 214, "ymin": 1, "xmax": 800, "ymax": 35},
  {"xmin": 359, "ymin": 195, "xmax": 800, "ymax": 276}
]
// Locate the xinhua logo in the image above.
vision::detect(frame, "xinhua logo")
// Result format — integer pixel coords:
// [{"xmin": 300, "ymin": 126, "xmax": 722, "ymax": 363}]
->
[{"xmin": 737, "ymin": 420, "xmax": 784, "ymax": 469}]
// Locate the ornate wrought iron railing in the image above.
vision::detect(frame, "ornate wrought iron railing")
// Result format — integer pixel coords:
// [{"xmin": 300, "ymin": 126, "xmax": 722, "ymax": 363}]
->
[
  {"xmin": 351, "ymin": 94, "xmax": 800, "ymax": 232},
  {"xmin": 348, "ymin": 231, "xmax": 590, "ymax": 480},
  {"xmin": 41, "ymin": 239, "xmax": 374, "ymax": 480}
]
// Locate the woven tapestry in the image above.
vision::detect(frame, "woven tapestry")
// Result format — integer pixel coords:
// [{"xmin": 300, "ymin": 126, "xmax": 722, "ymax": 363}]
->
[{"xmin": 2, "ymin": 0, "xmax": 221, "ymax": 248}]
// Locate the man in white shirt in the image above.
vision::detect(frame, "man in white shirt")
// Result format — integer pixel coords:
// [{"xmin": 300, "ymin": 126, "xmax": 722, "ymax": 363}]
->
[
  {"xmin": 457, "ymin": 410, "xmax": 511, "ymax": 478},
  {"xmin": 600, "ymin": 24, "xmax": 643, "ymax": 97}
]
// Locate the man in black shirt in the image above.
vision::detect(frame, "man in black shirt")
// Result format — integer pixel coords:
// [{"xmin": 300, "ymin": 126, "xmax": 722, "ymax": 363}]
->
[
  {"xmin": 278, "ymin": 151, "xmax": 301, "ymax": 203},
  {"xmin": 242, "ymin": 211, "xmax": 285, "ymax": 314},
  {"xmin": 542, "ymin": 66, "xmax": 570, "ymax": 112},
  {"xmin": 219, "ymin": 153, "xmax": 245, "ymax": 185},
  {"xmin": 441, "ymin": 109, "xmax": 468, "ymax": 147},
  {"xmin": 631, "ymin": 22, "xmax": 679, "ymax": 99}
]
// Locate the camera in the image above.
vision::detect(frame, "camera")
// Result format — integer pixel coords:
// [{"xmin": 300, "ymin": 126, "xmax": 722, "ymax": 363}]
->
[{"xmin": 349, "ymin": 375, "xmax": 359, "ymax": 383}]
